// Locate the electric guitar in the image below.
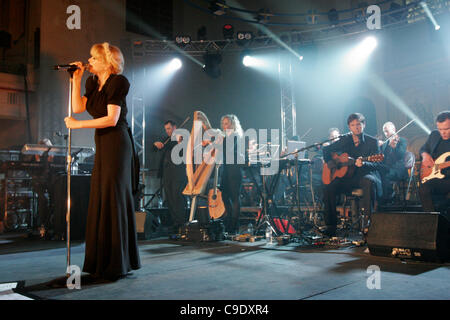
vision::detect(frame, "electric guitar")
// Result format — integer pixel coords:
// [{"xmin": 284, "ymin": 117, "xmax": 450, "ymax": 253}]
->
[
  {"xmin": 208, "ymin": 164, "xmax": 225, "ymax": 219},
  {"xmin": 420, "ymin": 152, "xmax": 450, "ymax": 184},
  {"xmin": 322, "ymin": 152, "xmax": 384, "ymax": 185}
]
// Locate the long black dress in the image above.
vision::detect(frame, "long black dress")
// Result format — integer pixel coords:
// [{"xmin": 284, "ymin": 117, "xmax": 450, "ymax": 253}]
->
[{"xmin": 82, "ymin": 74, "xmax": 141, "ymax": 279}]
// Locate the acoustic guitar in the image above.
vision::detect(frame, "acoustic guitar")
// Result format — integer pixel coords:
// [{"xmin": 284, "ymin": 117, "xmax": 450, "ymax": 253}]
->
[
  {"xmin": 208, "ymin": 164, "xmax": 225, "ymax": 219},
  {"xmin": 420, "ymin": 152, "xmax": 450, "ymax": 184},
  {"xmin": 322, "ymin": 152, "xmax": 384, "ymax": 185}
]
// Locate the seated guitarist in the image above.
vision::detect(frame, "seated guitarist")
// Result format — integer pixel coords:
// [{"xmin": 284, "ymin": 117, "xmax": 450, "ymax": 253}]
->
[
  {"xmin": 419, "ymin": 111, "xmax": 450, "ymax": 212},
  {"xmin": 322, "ymin": 113, "xmax": 382, "ymax": 237}
]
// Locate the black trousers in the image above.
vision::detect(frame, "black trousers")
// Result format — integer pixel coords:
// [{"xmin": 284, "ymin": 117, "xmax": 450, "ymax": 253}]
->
[
  {"xmin": 419, "ymin": 178, "xmax": 450, "ymax": 212},
  {"xmin": 380, "ymin": 166, "xmax": 408, "ymax": 202},
  {"xmin": 162, "ymin": 167, "xmax": 187, "ymax": 233},
  {"xmin": 222, "ymin": 165, "xmax": 242, "ymax": 233},
  {"xmin": 323, "ymin": 174, "xmax": 378, "ymax": 228}
]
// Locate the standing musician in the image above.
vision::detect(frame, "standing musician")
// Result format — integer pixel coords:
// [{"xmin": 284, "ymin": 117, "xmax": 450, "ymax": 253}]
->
[
  {"xmin": 321, "ymin": 113, "xmax": 382, "ymax": 237},
  {"xmin": 153, "ymin": 120, "xmax": 187, "ymax": 238},
  {"xmin": 220, "ymin": 114, "xmax": 245, "ymax": 234},
  {"xmin": 379, "ymin": 122, "xmax": 408, "ymax": 204},
  {"xmin": 419, "ymin": 111, "xmax": 450, "ymax": 212},
  {"xmin": 64, "ymin": 42, "xmax": 141, "ymax": 281}
]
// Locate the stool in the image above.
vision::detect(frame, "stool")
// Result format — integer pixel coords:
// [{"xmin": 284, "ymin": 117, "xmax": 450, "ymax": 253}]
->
[{"xmin": 343, "ymin": 188, "xmax": 367, "ymax": 233}]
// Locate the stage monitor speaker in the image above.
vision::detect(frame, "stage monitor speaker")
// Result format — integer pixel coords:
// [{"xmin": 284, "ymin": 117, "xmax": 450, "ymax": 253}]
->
[
  {"xmin": 367, "ymin": 212, "xmax": 450, "ymax": 262},
  {"xmin": 53, "ymin": 174, "xmax": 91, "ymax": 241}
]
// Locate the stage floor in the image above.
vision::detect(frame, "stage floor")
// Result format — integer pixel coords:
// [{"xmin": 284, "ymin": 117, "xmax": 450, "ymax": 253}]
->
[{"xmin": 1, "ymin": 232, "xmax": 450, "ymax": 300}]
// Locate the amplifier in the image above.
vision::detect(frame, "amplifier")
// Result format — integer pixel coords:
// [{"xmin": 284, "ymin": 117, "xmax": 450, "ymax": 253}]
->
[{"xmin": 367, "ymin": 212, "xmax": 450, "ymax": 262}]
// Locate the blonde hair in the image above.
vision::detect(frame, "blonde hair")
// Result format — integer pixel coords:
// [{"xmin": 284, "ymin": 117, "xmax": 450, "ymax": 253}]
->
[
  {"xmin": 221, "ymin": 114, "xmax": 243, "ymax": 137},
  {"xmin": 90, "ymin": 42, "xmax": 124, "ymax": 74}
]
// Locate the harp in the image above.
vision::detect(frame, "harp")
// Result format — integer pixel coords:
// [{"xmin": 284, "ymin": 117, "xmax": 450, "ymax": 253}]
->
[{"xmin": 183, "ymin": 111, "xmax": 224, "ymax": 221}]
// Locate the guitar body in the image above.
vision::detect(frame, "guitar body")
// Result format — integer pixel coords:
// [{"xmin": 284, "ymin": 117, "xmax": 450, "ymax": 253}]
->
[
  {"xmin": 208, "ymin": 188, "xmax": 226, "ymax": 219},
  {"xmin": 421, "ymin": 152, "xmax": 450, "ymax": 184},
  {"xmin": 208, "ymin": 164, "xmax": 226, "ymax": 219},
  {"xmin": 322, "ymin": 152, "xmax": 384, "ymax": 185},
  {"xmin": 322, "ymin": 153, "xmax": 351, "ymax": 185}
]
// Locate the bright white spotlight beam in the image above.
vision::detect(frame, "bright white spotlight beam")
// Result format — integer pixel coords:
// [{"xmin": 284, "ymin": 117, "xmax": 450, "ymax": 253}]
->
[
  {"xmin": 168, "ymin": 58, "xmax": 182, "ymax": 71},
  {"xmin": 346, "ymin": 36, "xmax": 378, "ymax": 68},
  {"xmin": 243, "ymin": 55, "xmax": 265, "ymax": 68},
  {"xmin": 420, "ymin": 1, "xmax": 440, "ymax": 31},
  {"xmin": 370, "ymin": 74, "xmax": 431, "ymax": 134}
]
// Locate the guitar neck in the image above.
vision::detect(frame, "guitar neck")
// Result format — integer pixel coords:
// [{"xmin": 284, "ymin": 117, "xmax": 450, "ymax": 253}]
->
[{"xmin": 438, "ymin": 161, "xmax": 450, "ymax": 170}]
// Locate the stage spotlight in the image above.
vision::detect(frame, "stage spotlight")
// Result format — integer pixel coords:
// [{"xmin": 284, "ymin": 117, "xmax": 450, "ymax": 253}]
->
[
  {"xmin": 210, "ymin": 1, "xmax": 227, "ymax": 16},
  {"xmin": 237, "ymin": 31, "xmax": 253, "ymax": 46},
  {"xmin": 345, "ymin": 36, "xmax": 378, "ymax": 68},
  {"xmin": 175, "ymin": 35, "xmax": 191, "ymax": 48},
  {"xmin": 168, "ymin": 58, "xmax": 182, "ymax": 72},
  {"xmin": 223, "ymin": 24, "xmax": 234, "ymax": 40},
  {"xmin": 242, "ymin": 55, "xmax": 253, "ymax": 67},
  {"xmin": 435, "ymin": 25, "xmax": 440, "ymax": 31},
  {"xmin": 237, "ymin": 31, "xmax": 253, "ymax": 41},
  {"xmin": 361, "ymin": 36, "xmax": 377, "ymax": 52}
]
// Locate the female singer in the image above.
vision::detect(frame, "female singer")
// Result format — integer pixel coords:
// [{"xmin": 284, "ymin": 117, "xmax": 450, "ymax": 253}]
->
[
  {"xmin": 220, "ymin": 114, "xmax": 244, "ymax": 234},
  {"xmin": 64, "ymin": 42, "xmax": 141, "ymax": 281}
]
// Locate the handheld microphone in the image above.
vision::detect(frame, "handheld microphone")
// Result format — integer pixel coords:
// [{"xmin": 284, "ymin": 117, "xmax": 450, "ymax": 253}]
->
[{"xmin": 53, "ymin": 63, "xmax": 89, "ymax": 70}]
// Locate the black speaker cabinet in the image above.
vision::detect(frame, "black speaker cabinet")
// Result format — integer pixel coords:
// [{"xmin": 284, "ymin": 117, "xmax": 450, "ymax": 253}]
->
[
  {"xmin": 53, "ymin": 174, "xmax": 91, "ymax": 241},
  {"xmin": 367, "ymin": 212, "xmax": 450, "ymax": 262}
]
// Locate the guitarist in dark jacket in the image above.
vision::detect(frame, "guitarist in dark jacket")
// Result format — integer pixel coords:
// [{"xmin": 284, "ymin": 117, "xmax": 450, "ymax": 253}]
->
[
  {"xmin": 322, "ymin": 113, "xmax": 382, "ymax": 237},
  {"xmin": 419, "ymin": 111, "xmax": 450, "ymax": 212}
]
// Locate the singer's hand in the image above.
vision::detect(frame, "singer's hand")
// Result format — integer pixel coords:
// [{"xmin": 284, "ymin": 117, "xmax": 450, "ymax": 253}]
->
[
  {"xmin": 154, "ymin": 142, "xmax": 164, "ymax": 149},
  {"xmin": 64, "ymin": 117, "xmax": 81, "ymax": 129},
  {"xmin": 70, "ymin": 61, "xmax": 85, "ymax": 79}
]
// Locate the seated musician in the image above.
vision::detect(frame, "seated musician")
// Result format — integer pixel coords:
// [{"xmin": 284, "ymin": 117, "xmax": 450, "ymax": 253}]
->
[
  {"xmin": 419, "ymin": 111, "xmax": 450, "ymax": 212},
  {"xmin": 321, "ymin": 113, "xmax": 382, "ymax": 237},
  {"xmin": 323, "ymin": 128, "xmax": 341, "ymax": 148},
  {"xmin": 379, "ymin": 122, "xmax": 408, "ymax": 204}
]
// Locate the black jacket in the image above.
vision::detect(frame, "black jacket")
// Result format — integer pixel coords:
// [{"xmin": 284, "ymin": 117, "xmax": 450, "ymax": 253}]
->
[
  {"xmin": 420, "ymin": 130, "xmax": 446, "ymax": 160},
  {"xmin": 153, "ymin": 139, "xmax": 184, "ymax": 179},
  {"xmin": 323, "ymin": 132, "xmax": 382, "ymax": 194},
  {"xmin": 380, "ymin": 136, "xmax": 408, "ymax": 177}
]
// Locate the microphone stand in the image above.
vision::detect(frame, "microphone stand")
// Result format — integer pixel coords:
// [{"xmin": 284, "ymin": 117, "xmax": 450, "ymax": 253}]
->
[
  {"xmin": 279, "ymin": 135, "xmax": 347, "ymax": 238},
  {"xmin": 65, "ymin": 66, "xmax": 77, "ymax": 278},
  {"xmin": 280, "ymin": 134, "xmax": 347, "ymax": 160}
]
